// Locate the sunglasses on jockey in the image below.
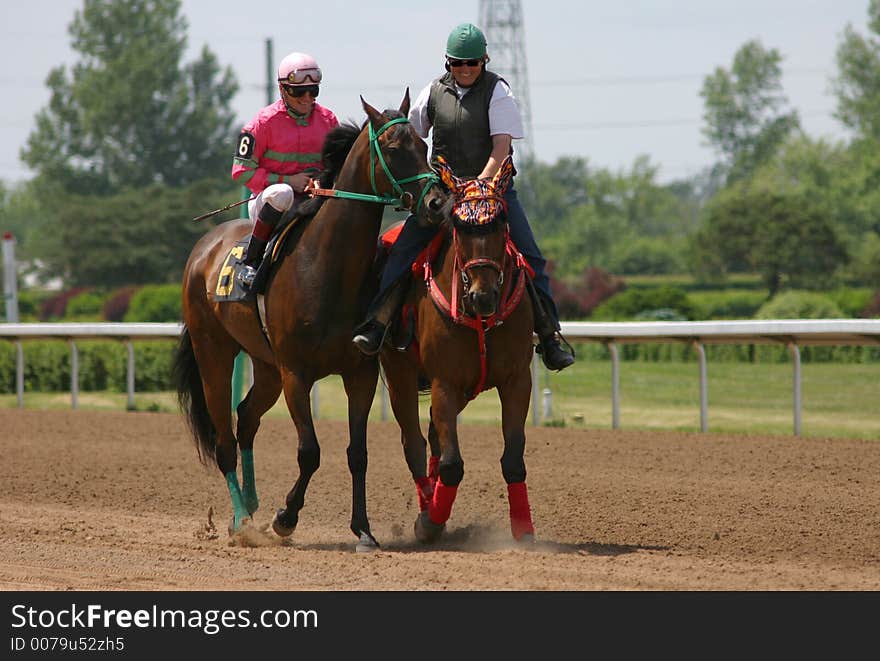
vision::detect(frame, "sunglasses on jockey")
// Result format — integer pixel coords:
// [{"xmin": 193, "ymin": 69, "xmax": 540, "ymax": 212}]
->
[
  {"xmin": 278, "ymin": 67, "xmax": 322, "ymax": 85},
  {"xmin": 282, "ymin": 84, "xmax": 319, "ymax": 98}
]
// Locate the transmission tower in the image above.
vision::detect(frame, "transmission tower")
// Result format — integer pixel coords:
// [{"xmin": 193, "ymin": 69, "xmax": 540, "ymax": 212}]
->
[{"xmin": 478, "ymin": 0, "xmax": 534, "ymax": 162}]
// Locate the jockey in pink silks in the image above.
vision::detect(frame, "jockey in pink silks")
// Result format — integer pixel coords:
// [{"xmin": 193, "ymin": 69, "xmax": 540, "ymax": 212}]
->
[{"xmin": 231, "ymin": 51, "xmax": 339, "ymax": 287}]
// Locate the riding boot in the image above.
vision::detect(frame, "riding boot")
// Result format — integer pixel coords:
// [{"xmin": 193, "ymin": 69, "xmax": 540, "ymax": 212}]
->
[
  {"xmin": 237, "ymin": 235, "xmax": 268, "ymax": 287},
  {"xmin": 527, "ymin": 281, "xmax": 575, "ymax": 371},
  {"xmin": 353, "ymin": 280, "xmax": 406, "ymax": 356},
  {"xmin": 238, "ymin": 202, "xmax": 284, "ymax": 288}
]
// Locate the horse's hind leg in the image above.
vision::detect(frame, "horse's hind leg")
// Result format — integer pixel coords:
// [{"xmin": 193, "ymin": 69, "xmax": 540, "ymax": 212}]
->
[
  {"xmin": 272, "ymin": 369, "xmax": 320, "ymax": 538},
  {"xmin": 235, "ymin": 357, "xmax": 282, "ymax": 515},
  {"xmin": 498, "ymin": 370, "xmax": 536, "ymax": 542},
  {"xmin": 342, "ymin": 358, "xmax": 381, "ymax": 551},
  {"xmin": 188, "ymin": 324, "xmax": 251, "ymax": 534}
]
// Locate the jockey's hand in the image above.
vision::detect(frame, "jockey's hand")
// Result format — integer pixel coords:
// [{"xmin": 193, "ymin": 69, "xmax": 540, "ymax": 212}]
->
[{"xmin": 289, "ymin": 173, "xmax": 313, "ymax": 194}]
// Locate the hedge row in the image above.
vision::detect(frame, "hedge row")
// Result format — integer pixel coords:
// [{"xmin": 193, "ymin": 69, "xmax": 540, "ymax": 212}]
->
[
  {"xmin": 14, "ymin": 284, "xmax": 183, "ymax": 323},
  {"xmin": 0, "ymin": 340, "xmax": 177, "ymax": 393}
]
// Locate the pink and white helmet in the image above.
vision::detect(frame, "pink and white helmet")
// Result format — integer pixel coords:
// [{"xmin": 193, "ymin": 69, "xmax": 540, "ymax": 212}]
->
[{"xmin": 277, "ymin": 52, "xmax": 323, "ymax": 86}]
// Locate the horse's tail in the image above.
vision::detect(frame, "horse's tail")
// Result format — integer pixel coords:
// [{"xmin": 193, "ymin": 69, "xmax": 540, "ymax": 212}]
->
[{"xmin": 172, "ymin": 325, "xmax": 217, "ymax": 466}]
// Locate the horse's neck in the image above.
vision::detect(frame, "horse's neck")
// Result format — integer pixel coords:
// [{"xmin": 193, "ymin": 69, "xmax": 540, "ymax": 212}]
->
[{"xmin": 433, "ymin": 233, "xmax": 457, "ymax": 290}]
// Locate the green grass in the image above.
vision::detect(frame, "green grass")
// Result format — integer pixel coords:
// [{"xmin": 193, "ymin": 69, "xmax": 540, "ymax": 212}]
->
[{"xmin": 1, "ymin": 357, "xmax": 877, "ymax": 440}]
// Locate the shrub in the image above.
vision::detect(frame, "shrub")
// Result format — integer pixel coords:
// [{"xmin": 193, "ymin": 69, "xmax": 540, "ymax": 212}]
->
[
  {"xmin": 552, "ymin": 266, "xmax": 625, "ymax": 319},
  {"xmin": 828, "ymin": 287, "xmax": 875, "ymax": 318},
  {"xmin": 39, "ymin": 287, "xmax": 91, "ymax": 320},
  {"xmin": 755, "ymin": 290, "xmax": 844, "ymax": 320},
  {"xmin": 102, "ymin": 286, "xmax": 141, "ymax": 321},
  {"xmin": 124, "ymin": 284, "xmax": 182, "ymax": 322},
  {"xmin": 590, "ymin": 285, "xmax": 697, "ymax": 320},
  {"xmin": 688, "ymin": 290, "xmax": 768, "ymax": 319},
  {"xmin": 65, "ymin": 290, "xmax": 107, "ymax": 321}
]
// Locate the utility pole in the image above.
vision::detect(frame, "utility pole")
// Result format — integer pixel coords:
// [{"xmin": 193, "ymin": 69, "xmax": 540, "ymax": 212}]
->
[
  {"xmin": 478, "ymin": 0, "xmax": 534, "ymax": 162},
  {"xmin": 2, "ymin": 232, "xmax": 18, "ymax": 323}
]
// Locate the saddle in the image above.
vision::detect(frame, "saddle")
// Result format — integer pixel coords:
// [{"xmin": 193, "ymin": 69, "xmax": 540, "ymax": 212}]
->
[{"xmin": 213, "ymin": 213, "xmax": 307, "ymax": 303}]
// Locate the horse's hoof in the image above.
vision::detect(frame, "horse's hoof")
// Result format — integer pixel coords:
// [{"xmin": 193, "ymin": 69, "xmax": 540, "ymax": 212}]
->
[
  {"xmin": 517, "ymin": 533, "xmax": 537, "ymax": 545},
  {"xmin": 414, "ymin": 511, "xmax": 445, "ymax": 544},
  {"xmin": 271, "ymin": 508, "xmax": 296, "ymax": 537},
  {"xmin": 355, "ymin": 531, "xmax": 380, "ymax": 553},
  {"xmin": 227, "ymin": 515, "xmax": 251, "ymax": 537}
]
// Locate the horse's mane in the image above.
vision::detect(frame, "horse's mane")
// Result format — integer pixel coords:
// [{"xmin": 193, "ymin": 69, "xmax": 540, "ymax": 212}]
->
[
  {"xmin": 293, "ymin": 120, "xmax": 362, "ymax": 218},
  {"xmin": 290, "ymin": 110, "xmax": 407, "ymax": 220}
]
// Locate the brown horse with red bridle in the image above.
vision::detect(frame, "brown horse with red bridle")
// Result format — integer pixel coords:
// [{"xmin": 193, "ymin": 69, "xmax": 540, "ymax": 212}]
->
[
  {"xmin": 173, "ymin": 91, "xmax": 446, "ymax": 551},
  {"xmin": 380, "ymin": 155, "xmax": 538, "ymax": 544}
]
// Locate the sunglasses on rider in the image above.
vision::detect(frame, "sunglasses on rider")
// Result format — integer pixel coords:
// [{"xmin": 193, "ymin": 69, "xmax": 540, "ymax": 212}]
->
[
  {"xmin": 278, "ymin": 67, "xmax": 322, "ymax": 85},
  {"xmin": 283, "ymin": 84, "xmax": 320, "ymax": 98},
  {"xmin": 447, "ymin": 58, "xmax": 482, "ymax": 68}
]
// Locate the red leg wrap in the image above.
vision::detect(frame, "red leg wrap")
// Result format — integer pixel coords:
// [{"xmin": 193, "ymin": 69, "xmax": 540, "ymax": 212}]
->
[
  {"xmin": 429, "ymin": 481, "xmax": 458, "ymax": 525},
  {"xmin": 428, "ymin": 456, "xmax": 440, "ymax": 491},
  {"xmin": 414, "ymin": 476, "xmax": 433, "ymax": 512},
  {"xmin": 507, "ymin": 482, "xmax": 535, "ymax": 540}
]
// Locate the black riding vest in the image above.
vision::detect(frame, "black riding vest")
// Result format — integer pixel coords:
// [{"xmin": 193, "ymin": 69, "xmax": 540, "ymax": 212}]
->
[{"xmin": 427, "ymin": 69, "xmax": 508, "ymax": 178}]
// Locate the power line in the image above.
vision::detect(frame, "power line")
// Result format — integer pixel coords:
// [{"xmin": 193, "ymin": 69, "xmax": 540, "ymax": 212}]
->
[
  {"xmin": 532, "ymin": 68, "xmax": 830, "ymax": 87},
  {"xmin": 536, "ymin": 110, "xmax": 835, "ymax": 131}
]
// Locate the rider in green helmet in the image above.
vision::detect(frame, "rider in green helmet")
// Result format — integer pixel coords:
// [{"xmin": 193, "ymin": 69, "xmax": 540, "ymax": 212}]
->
[{"xmin": 353, "ymin": 22, "xmax": 575, "ymax": 371}]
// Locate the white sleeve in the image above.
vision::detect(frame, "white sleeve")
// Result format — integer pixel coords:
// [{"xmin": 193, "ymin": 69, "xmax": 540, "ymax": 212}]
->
[
  {"xmin": 488, "ymin": 80, "xmax": 525, "ymax": 139},
  {"xmin": 408, "ymin": 83, "xmax": 433, "ymax": 139}
]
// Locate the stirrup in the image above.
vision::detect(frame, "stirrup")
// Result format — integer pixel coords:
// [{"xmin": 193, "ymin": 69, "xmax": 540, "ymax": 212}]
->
[
  {"xmin": 353, "ymin": 321, "xmax": 388, "ymax": 356},
  {"xmin": 237, "ymin": 264, "xmax": 257, "ymax": 287},
  {"xmin": 536, "ymin": 332, "xmax": 575, "ymax": 371}
]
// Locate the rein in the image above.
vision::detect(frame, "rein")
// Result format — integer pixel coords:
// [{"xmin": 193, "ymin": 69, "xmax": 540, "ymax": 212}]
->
[
  {"xmin": 309, "ymin": 117, "xmax": 438, "ymax": 213},
  {"xmin": 423, "ymin": 228, "xmax": 534, "ymax": 400}
]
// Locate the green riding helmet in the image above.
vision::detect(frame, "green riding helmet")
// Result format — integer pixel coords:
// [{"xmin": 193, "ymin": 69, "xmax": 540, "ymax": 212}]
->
[{"xmin": 446, "ymin": 23, "xmax": 487, "ymax": 60}]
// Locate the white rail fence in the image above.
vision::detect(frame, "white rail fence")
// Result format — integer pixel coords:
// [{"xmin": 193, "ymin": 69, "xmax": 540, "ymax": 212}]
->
[{"xmin": 2, "ymin": 320, "xmax": 879, "ymax": 436}]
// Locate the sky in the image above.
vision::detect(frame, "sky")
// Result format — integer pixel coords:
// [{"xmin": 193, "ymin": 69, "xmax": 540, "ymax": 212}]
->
[{"xmin": 0, "ymin": 0, "xmax": 873, "ymax": 186}]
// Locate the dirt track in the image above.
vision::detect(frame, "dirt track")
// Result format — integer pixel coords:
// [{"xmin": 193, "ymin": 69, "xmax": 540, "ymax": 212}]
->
[{"xmin": 1, "ymin": 409, "xmax": 878, "ymax": 591}]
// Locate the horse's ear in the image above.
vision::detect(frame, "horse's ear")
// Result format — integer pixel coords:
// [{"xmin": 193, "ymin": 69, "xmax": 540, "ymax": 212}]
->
[
  {"xmin": 435, "ymin": 155, "xmax": 462, "ymax": 193},
  {"xmin": 399, "ymin": 87, "xmax": 411, "ymax": 117},
  {"xmin": 360, "ymin": 95, "xmax": 382, "ymax": 128},
  {"xmin": 492, "ymin": 155, "xmax": 515, "ymax": 194}
]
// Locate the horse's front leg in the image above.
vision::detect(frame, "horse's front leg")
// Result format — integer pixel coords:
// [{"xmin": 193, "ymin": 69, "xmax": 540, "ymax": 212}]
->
[
  {"xmin": 272, "ymin": 369, "xmax": 320, "ymax": 538},
  {"xmin": 342, "ymin": 357, "xmax": 381, "ymax": 552},
  {"xmin": 415, "ymin": 383, "xmax": 466, "ymax": 543},
  {"xmin": 234, "ymin": 357, "xmax": 282, "ymax": 516},
  {"xmin": 498, "ymin": 368, "xmax": 536, "ymax": 542}
]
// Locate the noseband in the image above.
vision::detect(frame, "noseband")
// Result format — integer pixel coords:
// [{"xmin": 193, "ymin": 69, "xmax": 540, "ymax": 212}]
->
[
  {"xmin": 455, "ymin": 235, "xmax": 506, "ymax": 290},
  {"xmin": 368, "ymin": 118, "xmax": 439, "ymax": 213}
]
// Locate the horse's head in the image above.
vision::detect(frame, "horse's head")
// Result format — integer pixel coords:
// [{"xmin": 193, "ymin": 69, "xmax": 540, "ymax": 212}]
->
[
  {"xmin": 436, "ymin": 155, "xmax": 515, "ymax": 318},
  {"xmin": 359, "ymin": 90, "xmax": 447, "ymax": 224}
]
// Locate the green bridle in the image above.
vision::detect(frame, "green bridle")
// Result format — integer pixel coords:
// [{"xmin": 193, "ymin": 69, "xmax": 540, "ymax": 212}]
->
[{"xmin": 317, "ymin": 117, "xmax": 439, "ymax": 214}]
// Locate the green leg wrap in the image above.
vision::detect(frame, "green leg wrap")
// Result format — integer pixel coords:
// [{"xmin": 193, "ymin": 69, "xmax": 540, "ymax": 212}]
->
[
  {"xmin": 240, "ymin": 449, "xmax": 259, "ymax": 515},
  {"xmin": 225, "ymin": 471, "xmax": 249, "ymax": 533}
]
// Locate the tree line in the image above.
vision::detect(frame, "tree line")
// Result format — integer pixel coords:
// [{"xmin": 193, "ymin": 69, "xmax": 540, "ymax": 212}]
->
[{"xmin": 2, "ymin": 0, "xmax": 880, "ymax": 308}]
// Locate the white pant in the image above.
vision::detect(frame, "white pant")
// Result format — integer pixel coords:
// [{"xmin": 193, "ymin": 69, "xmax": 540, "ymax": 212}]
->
[{"xmin": 247, "ymin": 183, "xmax": 296, "ymax": 222}]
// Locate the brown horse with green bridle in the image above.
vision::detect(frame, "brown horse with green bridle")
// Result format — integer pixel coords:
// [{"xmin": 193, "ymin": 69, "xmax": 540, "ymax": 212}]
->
[
  {"xmin": 379, "ymin": 155, "xmax": 538, "ymax": 544},
  {"xmin": 173, "ymin": 91, "xmax": 446, "ymax": 551}
]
